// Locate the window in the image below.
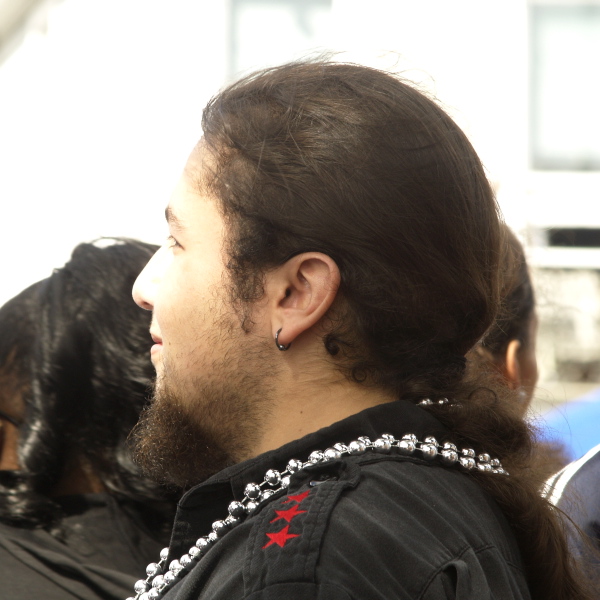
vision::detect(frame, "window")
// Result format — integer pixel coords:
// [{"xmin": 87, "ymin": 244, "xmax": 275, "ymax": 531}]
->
[{"xmin": 530, "ymin": 3, "xmax": 600, "ymax": 170}]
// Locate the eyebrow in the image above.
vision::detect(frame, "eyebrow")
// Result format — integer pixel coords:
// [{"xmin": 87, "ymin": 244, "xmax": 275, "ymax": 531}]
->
[{"xmin": 165, "ymin": 206, "xmax": 184, "ymax": 232}]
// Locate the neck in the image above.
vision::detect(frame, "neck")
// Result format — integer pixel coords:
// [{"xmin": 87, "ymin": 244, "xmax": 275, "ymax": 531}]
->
[{"xmin": 251, "ymin": 360, "xmax": 396, "ymax": 458}]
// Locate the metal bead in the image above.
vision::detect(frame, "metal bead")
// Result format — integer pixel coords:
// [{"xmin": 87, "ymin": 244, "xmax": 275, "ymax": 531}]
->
[
  {"xmin": 164, "ymin": 571, "xmax": 177, "ymax": 584},
  {"xmin": 212, "ymin": 520, "xmax": 228, "ymax": 536},
  {"xmin": 147, "ymin": 590, "xmax": 160, "ymax": 600},
  {"xmin": 208, "ymin": 532, "xmax": 218, "ymax": 543},
  {"xmin": 180, "ymin": 554, "xmax": 192, "ymax": 568},
  {"xmin": 357, "ymin": 436, "xmax": 372, "ymax": 446},
  {"xmin": 462, "ymin": 448, "xmax": 476, "ymax": 458},
  {"xmin": 373, "ymin": 438, "xmax": 392, "ymax": 453},
  {"xmin": 260, "ymin": 489, "xmax": 275, "ymax": 502},
  {"xmin": 160, "ymin": 547, "xmax": 169, "ymax": 560},
  {"xmin": 126, "ymin": 597, "xmax": 136, "ymax": 600},
  {"xmin": 348, "ymin": 440, "xmax": 367, "ymax": 455},
  {"xmin": 381, "ymin": 433, "xmax": 396, "ymax": 443},
  {"xmin": 280, "ymin": 475, "xmax": 291, "ymax": 488},
  {"xmin": 189, "ymin": 546, "xmax": 201, "ymax": 558},
  {"xmin": 419, "ymin": 398, "xmax": 433, "ymax": 405},
  {"xmin": 169, "ymin": 560, "xmax": 184, "ymax": 575},
  {"xmin": 228, "ymin": 500, "xmax": 245, "ymax": 517},
  {"xmin": 441, "ymin": 449, "xmax": 458, "ymax": 464},
  {"xmin": 287, "ymin": 458, "xmax": 303, "ymax": 473},
  {"xmin": 402, "ymin": 433, "xmax": 418, "ymax": 443},
  {"xmin": 323, "ymin": 447, "xmax": 342, "ymax": 461},
  {"xmin": 459, "ymin": 456, "xmax": 476, "ymax": 470},
  {"xmin": 196, "ymin": 537, "xmax": 210, "ymax": 550},
  {"xmin": 134, "ymin": 580, "xmax": 148, "ymax": 594},
  {"xmin": 438, "ymin": 397, "xmax": 449, "ymax": 404},
  {"xmin": 224, "ymin": 515, "xmax": 240, "ymax": 527},
  {"xmin": 490, "ymin": 458, "xmax": 501, "ymax": 468},
  {"xmin": 265, "ymin": 469, "xmax": 281, "ymax": 486},
  {"xmin": 139, "ymin": 593, "xmax": 150, "ymax": 600},
  {"xmin": 443, "ymin": 442, "xmax": 457, "ymax": 452},
  {"xmin": 477, "ymin": 462, "xmax": 493, "ymax": 472},
  {"xmin": 146, "ymin": 563, "xmax": 161, "ymax": 577},
  {"xmin": 398, "ymin": 439, "xmax": 416, "ymax": 455},
  {"xmin": 244, "ymin": 482, "xmax": 261, "ymax": 499},
  {"xmin": 333, "ymin": 442, "xmax": 348, "ymax": 453},
  {"xmin": 478, "ymin": 453, "xmax": 491, "ymax": 463},
  {"xmin": 151, "ymin": 575, "xmax": 165, "ymax": 589},
  {"xmin": 420, "ymin": 443, "xmax": 438, "ymax": 460},
  {"xmin": 246, "ymin": 501, "xmax": 258, "ymax": 514},
  {"xmin": 309, "ymin": 450, "xmax": 324, "ymax": 463},
  {"xmin": 424, "ymin": 436, "xmax": 438, "ymax": 446}
]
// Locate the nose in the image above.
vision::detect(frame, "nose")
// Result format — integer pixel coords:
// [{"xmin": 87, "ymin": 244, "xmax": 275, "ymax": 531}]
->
[{"xmin": 132, "ymin": 246, "xmax": 167, "ymax": 311}]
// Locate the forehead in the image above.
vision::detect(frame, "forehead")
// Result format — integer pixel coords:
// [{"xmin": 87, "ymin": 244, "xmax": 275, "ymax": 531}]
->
[
  {"xmin": 166, "ymin": 150, "xmax": 225, "ymax": 245},
  {"xmin": 170, "ymin": 144, "xmax": 215, "ymax": 209}
]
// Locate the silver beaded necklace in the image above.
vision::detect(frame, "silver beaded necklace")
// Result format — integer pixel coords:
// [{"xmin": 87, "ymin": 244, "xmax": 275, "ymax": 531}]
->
[{"xmin": 127, "ymin": 426, "xmax": 508, "ymax": 600}]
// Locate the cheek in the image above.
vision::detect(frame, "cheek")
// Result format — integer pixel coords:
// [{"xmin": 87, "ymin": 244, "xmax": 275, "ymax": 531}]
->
[
  {"xmin": 523, "ymin": 349, "xmax": 539, "ymax": 388},
  {"xmin": 156, "ymin": 270, "xmax": 208, "ymax": 342}
]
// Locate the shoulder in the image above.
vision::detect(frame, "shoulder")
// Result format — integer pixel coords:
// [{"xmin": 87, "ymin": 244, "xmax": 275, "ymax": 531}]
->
[
  {"xmin": 544, "ymin": 442, "xmax": 600, "ymax": 509},
  {"xmin": 543, "ymin": 443, "xmax": 600, "ymax": 554},
  {"xmin": 0, "ymin": 517, "xmax": 141, "ymax": 600},
  {"xmin": 244, "ymin": 455, "xmax": 530, "ymax": 600}
]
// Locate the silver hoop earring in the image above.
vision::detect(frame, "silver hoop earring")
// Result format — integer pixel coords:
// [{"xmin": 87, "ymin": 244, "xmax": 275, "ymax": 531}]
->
[{"xmin": 275, "ymin": 328, "xmax": 291, "ymax": 351}]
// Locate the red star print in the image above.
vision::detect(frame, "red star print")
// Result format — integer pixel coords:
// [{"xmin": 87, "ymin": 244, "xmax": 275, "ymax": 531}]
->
[
  {"xmin": 270, "ymin": 504, "xmax": 307, "ymax": 524},
  {"xmin": 282, "ymin": 490, "xmax": 310, "ymax": 504},
  {"xmin": 262, "ymin": 525, "xmax": 300, "ymax": 549}
]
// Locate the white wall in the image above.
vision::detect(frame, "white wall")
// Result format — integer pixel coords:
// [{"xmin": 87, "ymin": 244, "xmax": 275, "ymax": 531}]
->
[
  {"xmin": 1, "ymin": 0, "xmax": 597, "ymax": 308},
  {"xmin": 0, "ymin": 0, "xmax": 228, "ymax": 304}
]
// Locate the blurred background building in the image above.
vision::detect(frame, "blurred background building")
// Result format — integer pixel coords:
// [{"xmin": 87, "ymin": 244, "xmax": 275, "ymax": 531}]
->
[{"xmin": 1, "ymin": 0, "xmax": 599, "ymax": 455}]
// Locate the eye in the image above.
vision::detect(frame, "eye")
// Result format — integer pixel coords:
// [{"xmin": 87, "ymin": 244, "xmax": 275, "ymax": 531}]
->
[{"xmin": 167, "ymin": 235, "xmax": 183, "ymax": 250}]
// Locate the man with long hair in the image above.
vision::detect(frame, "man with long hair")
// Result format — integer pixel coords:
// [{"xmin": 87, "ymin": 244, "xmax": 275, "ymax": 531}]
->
[{"xmin": 129, "ymin": 61, "xmax": 593, "ymax": 600}]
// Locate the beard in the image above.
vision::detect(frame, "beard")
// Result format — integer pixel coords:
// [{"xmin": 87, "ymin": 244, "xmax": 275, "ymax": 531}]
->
[{"xmin": 130, "ymin": 314, "xmax": 279, "ymax": 490}]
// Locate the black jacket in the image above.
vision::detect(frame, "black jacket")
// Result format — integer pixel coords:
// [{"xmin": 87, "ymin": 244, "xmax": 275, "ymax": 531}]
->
[
  {"xmin": 157, "ymin": 400, "xmax": 530, "ymax": 600},
  {"xmin": 0, "ymin": 494, "xmax": 164, "ymax": 600}
]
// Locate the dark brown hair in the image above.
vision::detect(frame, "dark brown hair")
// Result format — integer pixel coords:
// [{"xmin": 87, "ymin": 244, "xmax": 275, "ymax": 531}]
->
[
  {"xmin": 482, "ymin": 226, "xmax": 536, "ymax": 356},
  {"xmin": 200, "ymin": 60, "xmax": 593, "ymax": 599}
]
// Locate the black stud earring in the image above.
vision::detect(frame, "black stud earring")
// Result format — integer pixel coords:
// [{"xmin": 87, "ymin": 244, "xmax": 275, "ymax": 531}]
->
[{"xmin": 275, "ymin": 328, "xmax": 291, "ymax": 351}]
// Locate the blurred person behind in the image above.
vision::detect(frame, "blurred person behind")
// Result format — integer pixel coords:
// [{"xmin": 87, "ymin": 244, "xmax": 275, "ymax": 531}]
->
[
  {"xmin": 468, "ymin": 225, "xmax": 538, "ymax": 416},
  {"xmin": 543, "ymin": 441, "xmax": 600, "ymax": 584},
  {"xmin": 467, "ymin": 227, "xmax": 571, "ymax": 480},
  {"xmin": 0, "ymin": 238, "xmax": 180, "ymax": 600}
]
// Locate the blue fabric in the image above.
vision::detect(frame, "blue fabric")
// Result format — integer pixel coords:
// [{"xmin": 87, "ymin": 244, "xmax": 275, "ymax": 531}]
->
[{"xmin": 538, "ymin": 386, "xmax": 600, "ymax": 461}]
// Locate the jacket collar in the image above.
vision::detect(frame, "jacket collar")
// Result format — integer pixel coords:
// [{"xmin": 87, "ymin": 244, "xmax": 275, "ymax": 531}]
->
[{"xmin": 178, "ymin": 399, "xmax": 447, "ymax": 508}]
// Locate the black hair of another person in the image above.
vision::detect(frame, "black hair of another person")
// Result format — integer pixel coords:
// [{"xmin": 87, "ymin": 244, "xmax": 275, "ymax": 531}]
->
[{"xmin": 0, "ymin": 238, "xmax": 177, "ymax": 533}]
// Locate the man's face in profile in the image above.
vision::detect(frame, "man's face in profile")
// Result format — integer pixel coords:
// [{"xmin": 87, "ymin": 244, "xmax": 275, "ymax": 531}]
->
[{"xmin": 131, "ymin": 148, "xmax": 278, "ymax": 487}]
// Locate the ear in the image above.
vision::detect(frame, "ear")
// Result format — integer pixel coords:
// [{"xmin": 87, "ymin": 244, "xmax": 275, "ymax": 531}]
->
[
  {"xmin": 502, "ymin": 339, "xmax": 522, "ymax": 390},
  {"xmin": 264, "ymin": 252, "xmax": 341, "ymax": 348}
]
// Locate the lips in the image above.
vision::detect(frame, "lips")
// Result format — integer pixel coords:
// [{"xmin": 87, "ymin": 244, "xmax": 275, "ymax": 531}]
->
[{"xmin": 149, "ymin": 331, "xmax": 163, "ymax": 363}]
